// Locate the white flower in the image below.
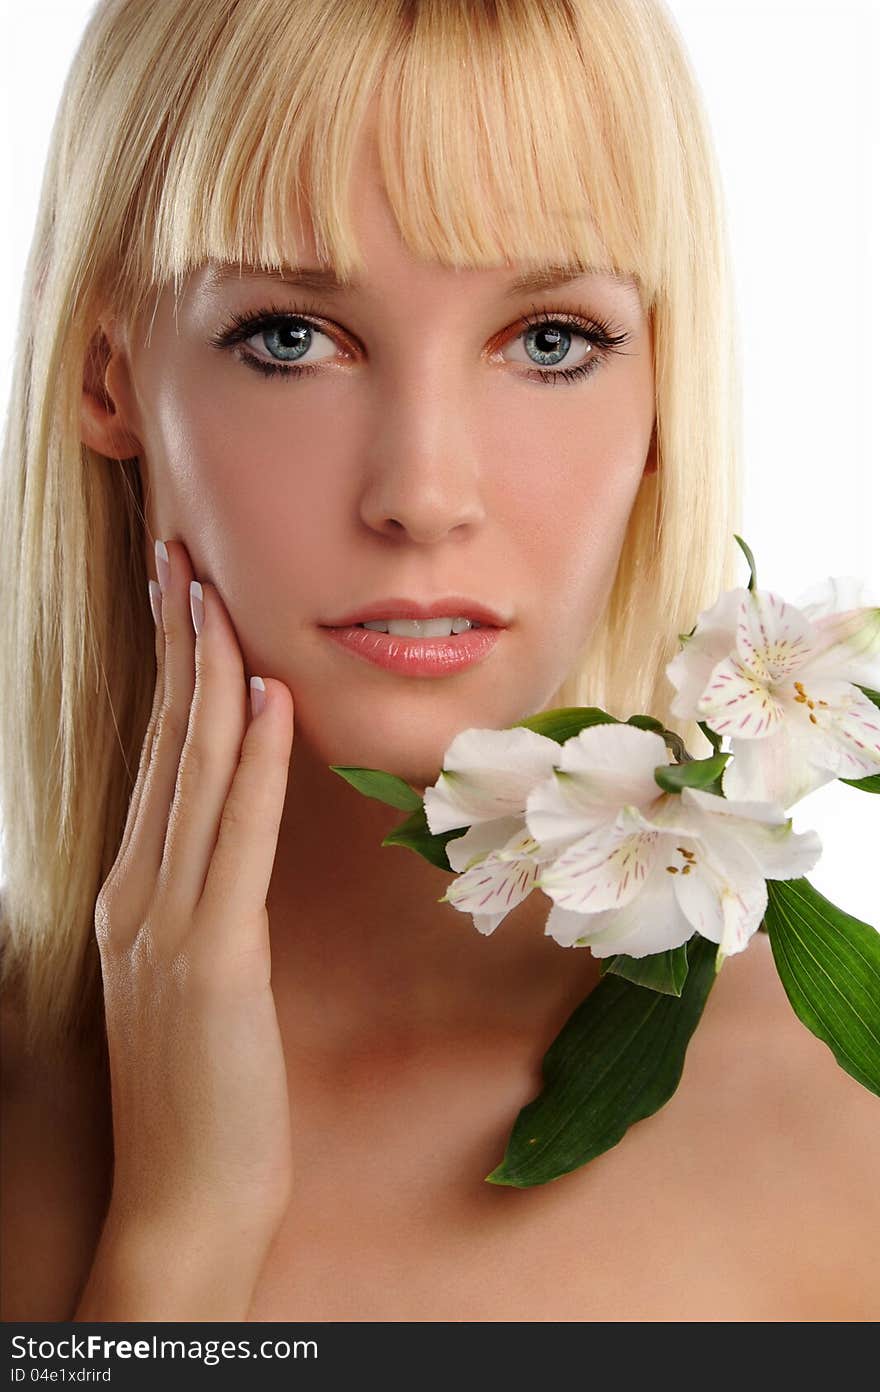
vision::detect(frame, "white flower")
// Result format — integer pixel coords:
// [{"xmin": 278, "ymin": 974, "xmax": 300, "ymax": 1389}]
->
[
  {"xmin": 423, "ymin": 726, "xmax": 564, "ymax": 935},
  {"xmin": 525, "ymin": 724, "xmax": 822, "ymax": 959},
  {"xmin": 665, "ymin": 578, "xmax": 880, "ymax": 809}
]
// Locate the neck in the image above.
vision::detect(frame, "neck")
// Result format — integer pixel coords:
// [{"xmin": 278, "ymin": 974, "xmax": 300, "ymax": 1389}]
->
[{"xmin": 265, "ymin": 730, "xmax": 602, "ymax": 1060}]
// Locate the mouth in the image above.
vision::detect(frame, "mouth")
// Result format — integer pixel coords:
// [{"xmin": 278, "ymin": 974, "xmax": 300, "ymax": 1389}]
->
[
  {"xmin": 338, "ymin": 617, "xmax": 486, "ymax": 637},
  {"xmin": 321, "ymin": 596, "xmax": 510, "ymax": 632},
  {"xmin": 318, "ymin": 609, "xmax": 506, "ymax": 678}
]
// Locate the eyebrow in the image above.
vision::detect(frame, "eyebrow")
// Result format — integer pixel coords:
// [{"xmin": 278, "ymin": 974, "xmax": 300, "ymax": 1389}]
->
[
  {"xmin": 205, "ymin": 261, "xmax": 637, "ymax": 297},
  {"xmin": 503, "ymin": 265, "xmax": 637, "ymax": 296}
]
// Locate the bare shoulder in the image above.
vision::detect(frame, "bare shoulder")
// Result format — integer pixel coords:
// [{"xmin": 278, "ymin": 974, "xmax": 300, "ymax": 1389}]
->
[
  {"xmin": 705, "ymin": 929, "xmax": 879, "ymax": 1144},
  {"xmin": 1, "ymin": 980, "xmax": 113, "ymax": 1321},
  {"xmin": 692, "ymin": 930, "xmax": 880, "ymax": 1319}
]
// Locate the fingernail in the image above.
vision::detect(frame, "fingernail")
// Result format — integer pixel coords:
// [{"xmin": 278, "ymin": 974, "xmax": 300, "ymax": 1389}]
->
[
  {"xmin": 189, "ymin": 580, "xmax": 204, "ymax": 637},
  {"xmin": 148, "ymin": 579, "xmax": 162, "ymax": 627},
  {"xmin": 250, "ymin": 676, "xmax": 266, "ymax": 718},
  {"xmin": 155, "ymin": 539, "xmax": 171, "ymax": 593}
]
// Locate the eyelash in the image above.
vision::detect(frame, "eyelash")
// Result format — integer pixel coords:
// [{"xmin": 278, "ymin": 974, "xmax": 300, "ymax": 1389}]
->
[{"xmin": 208, "ymin": 298, "xmax": 634, "ymax": 386}]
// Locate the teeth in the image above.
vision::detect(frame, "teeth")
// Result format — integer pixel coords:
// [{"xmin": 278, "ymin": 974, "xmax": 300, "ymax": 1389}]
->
[{"xmin": 359, "ymin": 616, "xmax": 477, "ymax": 636}]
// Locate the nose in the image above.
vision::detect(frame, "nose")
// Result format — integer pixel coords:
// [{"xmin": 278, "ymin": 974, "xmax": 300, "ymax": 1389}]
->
[{"xmin": 357, "ymin": 374, "xmax": 488, "ymax": 543}]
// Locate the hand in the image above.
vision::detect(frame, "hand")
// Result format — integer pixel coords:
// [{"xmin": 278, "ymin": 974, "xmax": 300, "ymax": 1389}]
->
[{"xmin": 93, "ymin": 539, "xmax": 295, "ymax": 1248}]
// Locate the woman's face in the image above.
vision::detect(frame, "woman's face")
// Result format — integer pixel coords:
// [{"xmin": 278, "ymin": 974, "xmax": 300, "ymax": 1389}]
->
[{"xmin": 104, "ymin": 140, "xmax": 655, "ymax": 786}]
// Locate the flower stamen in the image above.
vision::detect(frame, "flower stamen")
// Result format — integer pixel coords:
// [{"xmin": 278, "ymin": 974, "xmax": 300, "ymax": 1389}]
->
[
  {"xmin": 792, "ymin": 678, "xmax": 829, "ymax": 725},
  {"xmin": 666, "ymin": 844, "xmax": 698, "ymax": 876}
]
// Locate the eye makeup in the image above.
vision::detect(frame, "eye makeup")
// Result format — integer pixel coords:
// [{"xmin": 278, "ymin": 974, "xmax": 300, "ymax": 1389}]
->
[{"xmin": 207, "ymin": 298, "xmax": 634, "ymax": 386}]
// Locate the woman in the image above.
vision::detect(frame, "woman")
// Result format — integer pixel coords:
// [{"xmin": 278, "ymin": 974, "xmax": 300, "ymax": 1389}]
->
[{"xmin": 1, "ymin": 0, "xmax": 876, "ymax": 1322}]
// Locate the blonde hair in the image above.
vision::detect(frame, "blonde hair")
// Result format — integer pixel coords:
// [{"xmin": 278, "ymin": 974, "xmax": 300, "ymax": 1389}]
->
[{"xmin": 0, "ymin": 0, "xmax": 742, "ymax": 1060}]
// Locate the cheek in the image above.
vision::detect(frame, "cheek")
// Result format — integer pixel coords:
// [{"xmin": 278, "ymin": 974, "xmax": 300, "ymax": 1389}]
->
[
  {"xmin": 145, "ymin": 370, "xmax": 349, "ymax": 582},
  {"xmin": 492, "ymin": 407, "xmax": 649, "ymax": 621}
]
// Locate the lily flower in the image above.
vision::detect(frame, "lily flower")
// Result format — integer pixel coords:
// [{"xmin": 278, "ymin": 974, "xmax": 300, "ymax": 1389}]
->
[
  {"xmin": 665, "ymin": 578, "xmax": 880, "ymax": 809},
  {"xmin": 525, "ymin": 724, "xmax": 822, "ymax": 958},
  {"xmin": 423, "ymin": 725, "xmax": 566, "ymax": 936}
]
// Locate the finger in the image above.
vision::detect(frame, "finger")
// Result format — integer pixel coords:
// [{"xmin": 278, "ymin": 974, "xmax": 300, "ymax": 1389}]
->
[
  {"xmin": 116, "ymin": 576, "xmax": 166, "ymax": 869},
  {"xmin": 157, "ymin": 578, "xmax": 250, "ymax": 913},
  {"xmin": 198, "ymin": 678, "xmax": 294, "ymax": 944},
  {"xmin": 124, "ymin": 539, "xmax": 197, "ymax": 910}
]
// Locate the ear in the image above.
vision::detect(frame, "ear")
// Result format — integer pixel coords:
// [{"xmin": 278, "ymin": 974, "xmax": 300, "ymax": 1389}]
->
[
  {"xmin": 80, "ymin": 321, "xmax": 143, "ymax": 460},
  {"xmin": 643, "ymin": 419, "xmax": 658, "ymax": 476}
]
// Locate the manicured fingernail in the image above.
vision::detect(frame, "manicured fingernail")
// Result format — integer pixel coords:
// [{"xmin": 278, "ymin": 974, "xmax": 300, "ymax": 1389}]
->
[
  {"xmin": 189, "ymin": 580, "xmax": 204, "ymax": 637},
  {"xmin": 250, "ymin": 676, "xmax": 266, "ymax": 718},
  {"xmin": 148, "ymin": 579, "xmax": 162, "ymax": 627},
  {"xmin": 155, "ymin": 539, "xmax": 171, "ymax": 593}
]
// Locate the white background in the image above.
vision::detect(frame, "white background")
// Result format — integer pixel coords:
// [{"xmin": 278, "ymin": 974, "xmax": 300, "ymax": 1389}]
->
[{"xmin": 1, "ymin": 1, "xmax": 878, "ymax": 923}]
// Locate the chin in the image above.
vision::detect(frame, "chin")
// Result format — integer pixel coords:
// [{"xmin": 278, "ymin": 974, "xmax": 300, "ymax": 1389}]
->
[
  {"xmin": 291, "ymin": 703, "xmax": 456, "ymax": 793},
  {"xmin": 297, "ymin": 691, "xmax": 546, "ymax": 793}
]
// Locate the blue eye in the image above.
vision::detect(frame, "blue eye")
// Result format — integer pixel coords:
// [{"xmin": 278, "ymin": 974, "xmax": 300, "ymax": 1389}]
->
[
  {"xmin": 505, "ymin": 307, "xmax": 634, "ymax": 384},
  {"xmin": 208, "ymin": 299, "xmax": 350, "ymax": 378},
  {"xmin": 209, "ymin": 300, "xmax": 633, "ymax": 385},
  {"xmin": 254, "ymin": 317, "xmax": 342, "ymax": 367}
]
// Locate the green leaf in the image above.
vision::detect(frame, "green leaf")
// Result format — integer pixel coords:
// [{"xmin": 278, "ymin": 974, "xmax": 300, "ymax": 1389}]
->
[
  {"xmin": 511, "ymin": 706, "xmax": 620, "ymax": 744},
  {"xmin": 485, "ymin": 934, "xmax": 718, "ymax": 1186},
  {"xmin": 764, "ymin": 877, "xmax": 880, "ymax": 1097},
  {"xmin": 597, "ymin": 944, "xmax": 690, "ymax": 996},
  {"xmin": 697, "ymin": 720, "xmax": 723, "ymax": 754},
  {"xmin": 733, "ymin": 533, "xmax": 758, "ymax": 592},
  {"xmin": 380, "ymin": 805, "xmax": 465, "ymax": 872},
  {"xmin": 653, "ymin": 751, "xmax": 731, "ymax": 796},
  {"xmin": 625, "ymin": 714, "xmax": 665, "ymax": 734},
  {"xmin": 840, "ymin": 772, "xmax": 880, "ymax": 794},
  {"xmin": 329, "ymin": 765, "xmax": 424, "ymax": 811}
]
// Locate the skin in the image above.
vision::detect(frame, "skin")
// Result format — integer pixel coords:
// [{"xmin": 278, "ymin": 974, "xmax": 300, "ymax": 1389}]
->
[
  {"xmin": 14, "ymin": 121, "xmax": 879, "ymax": 1326},
  {"xmin": 81, "ymin": 122, "xmax": 657, "ymax": 1070},
  {"xmin": 94, "ymin": 116, "xmax": 880, "ymax": 1324}
]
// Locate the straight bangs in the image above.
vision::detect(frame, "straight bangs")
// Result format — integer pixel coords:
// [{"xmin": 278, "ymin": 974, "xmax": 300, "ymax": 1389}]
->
[{"xmin": 100, "ymin": 0, "xmax": 681, "ymax": 326}]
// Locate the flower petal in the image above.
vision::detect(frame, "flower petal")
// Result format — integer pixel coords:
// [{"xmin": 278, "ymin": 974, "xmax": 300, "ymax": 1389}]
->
[
  {"xmin": 721, "ymin": 677, "xmax": 880, "ymax": 807},
  {"xmin": 636, "ymin": 787, "xmax": 821, "ymax": 885},
  {"xmin": 735, "ymin": 588, "xmax": 816, "ymax": 685},
  {"xmin": 802, "ymin": 606, "xmax": 880, "ymax": 688},
  {"xmin": 423, "ymin": 726, "xmax": 561, "ymax": 832},
  {"xmin": 555, "ymin": 722, "xmax": 670, "ymax": 800},
  {"xmin": 687, "ymin": 796, "xmax": 824, "ymax": 879},
  {"xmin": 695, "ymin": 653, "xmax": 786, "ymax": 738},
  {"xmin": 623, "ymin": 794, "xmax": 709, "ymax": 842},
  {"xmin": 495, "ymin": 828, "xmax": 559, "ymax": 864},
  {"xmin": 671, "ymin": 829, "xmax": 768, "ymax": 956},
  {"xmin": 715, "ymin": 884, "xmax": 766, "ymax": 956},
  {"xmin": 543, "ymin": 901, "xmax": 598, "ymax": 948},
  {"xmin": 536, "ymin": 820, "xmax": 659, "ymax": 913},
  {"xmin": 439, "ymin": 842, "xmax": 542, "ymax": 929},
  {"xmin": 472, "ymin": 910, "xmax": 515, "ymax": 937},
  {"xmin": 525, "ymin": 724, "xmax": 669, "ymax": 849},
  {"xmin": 783, "ymin": 677, "xmax": 880, "ymax": 781},
  {"xmin": 721, "ymin": 724, "xmax": 834, "ymax": 808},
  {"xmin": 679, "ymin": 784, "xmax": 788, "ymax": 827},
  {"xmin": 443, "ymin": 816, "xmax": 525, "ymax": 873},
  {"xmin": 793, "ymin": 575, "xmax": 865, "ymax": 622},
  {"xmin": 562, "ymin": 859, "xmax": 697, "ymax": 958},
  {"xmin": 665, "ymin": 587, "xmax": 747, "ymax": 720},
  {"xmin": 524, "ymin": 771, "xmax": 613, "ymax": 850}
]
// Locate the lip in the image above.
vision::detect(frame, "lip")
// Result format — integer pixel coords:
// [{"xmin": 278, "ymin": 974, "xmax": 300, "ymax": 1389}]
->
[
  {"xmin": 321, "ymin": 596, "xmax": 510, "ymax": 628},
  {"xmin": 320, "ymin": 624, "xmax": 504, "ymax": 678}
]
